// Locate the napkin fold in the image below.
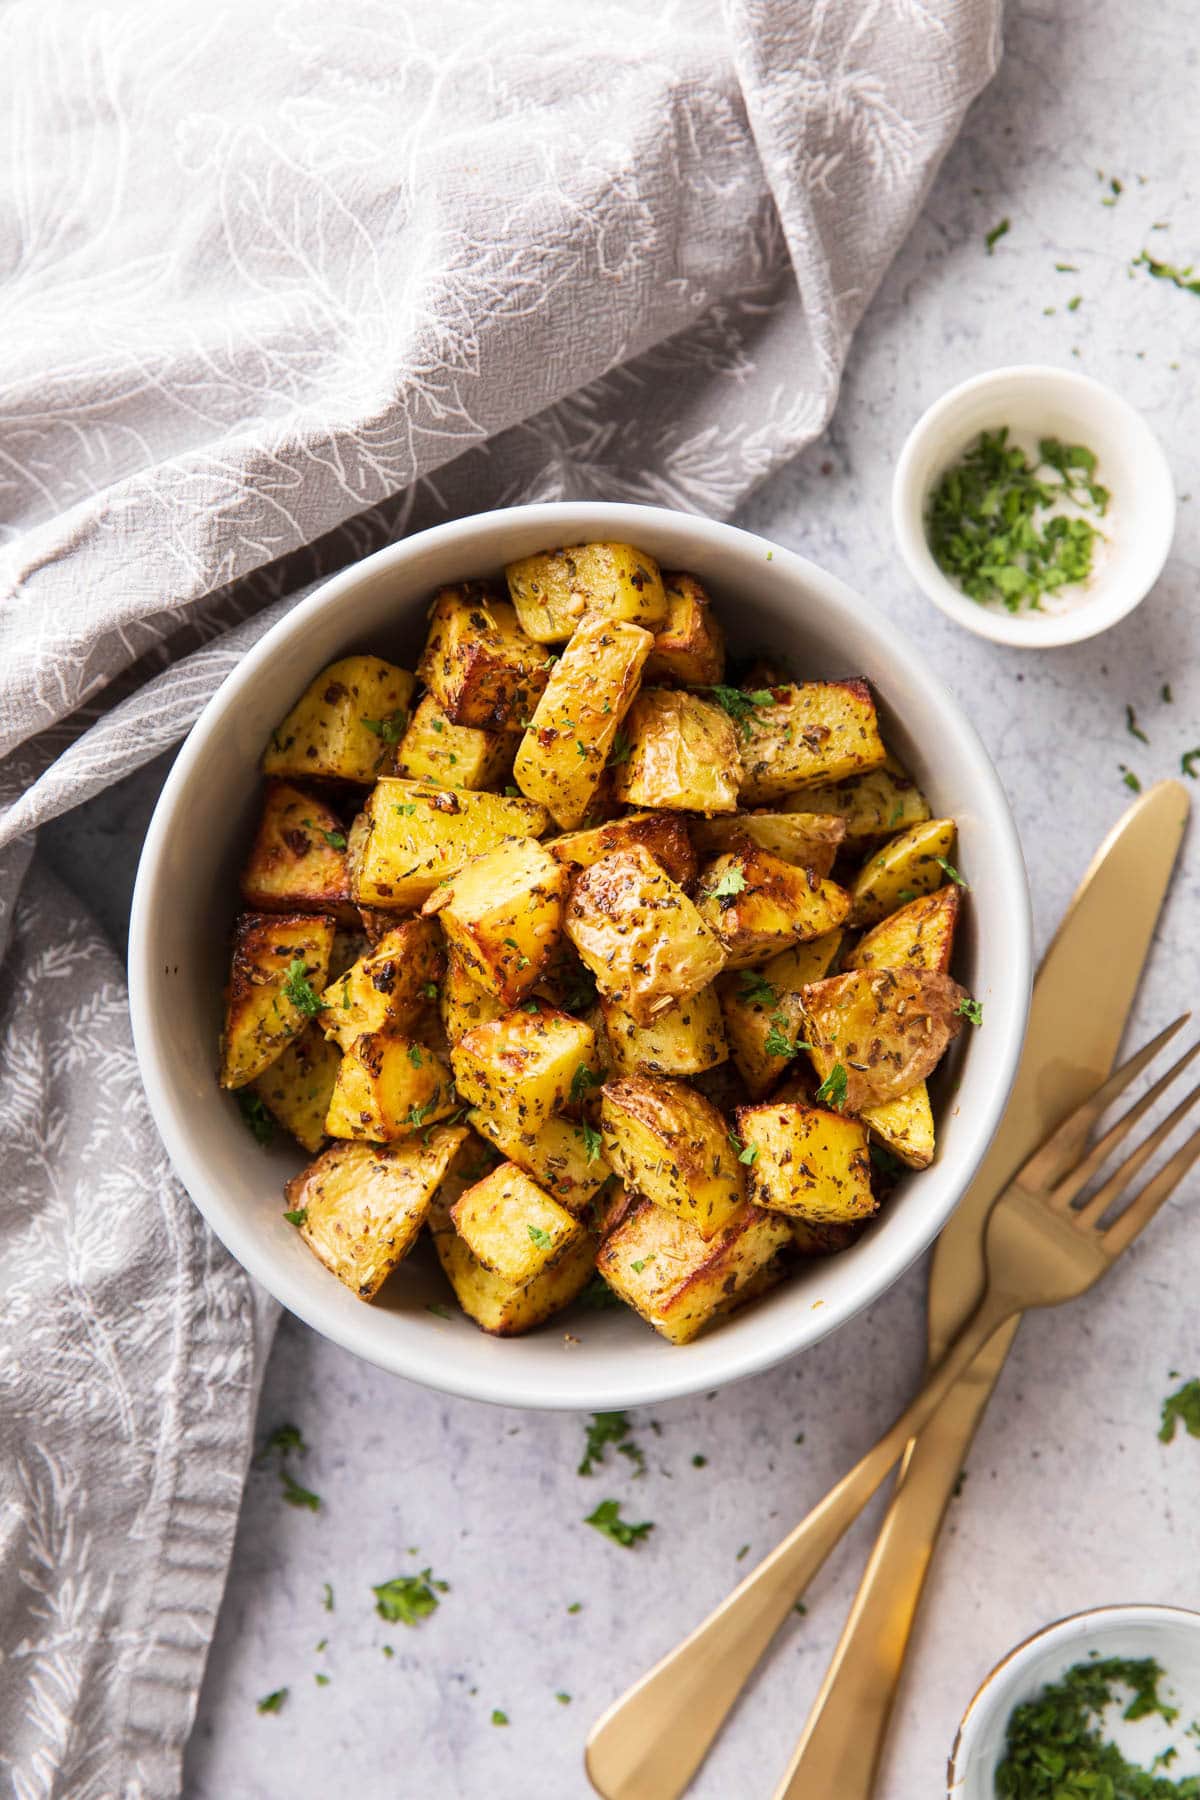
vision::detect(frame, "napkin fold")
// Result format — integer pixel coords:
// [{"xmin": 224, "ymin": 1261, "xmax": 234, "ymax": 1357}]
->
[{"xmin": 0, "ymin": 1, "xmax": 1000, "ymax": 1789}]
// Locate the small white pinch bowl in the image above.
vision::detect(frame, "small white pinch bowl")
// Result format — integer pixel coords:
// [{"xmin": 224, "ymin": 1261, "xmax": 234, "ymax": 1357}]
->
[
  {"xmin": 129, "ymin": 500, "xmax": 1031, "ymax": 1411},
  {"xmin": 892, "ymin": 365, "xmax": 1176, "ymax": 648},
  {"xmin": 948, "ymin": 1604, "xmax": 1200, "ymax": 1797}
]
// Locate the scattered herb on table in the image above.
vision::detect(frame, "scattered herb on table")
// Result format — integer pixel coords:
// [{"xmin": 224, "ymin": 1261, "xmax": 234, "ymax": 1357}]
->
[
  {"xmin": 322, "ymin": 1582, "xmax": 335, "ymax": 1612},
  {"xmin": 259, "ymin": 1423, "xmax": 307, "ymax": 1461},
  {"xmin": 985, "ymin": 217, "xmax": 1010, "ymax": 253},
  {"xmin": 1159, "ymin": 1378, "xmax": 1200, "ymax": 1443},
  {"xmin": 994, "ymin": 1657, "xmax": 1199, "ymax": 1797},
  {"xmin": 1055, "ymin": 261, "xmax": 1078, "ymax": 272},
  {"xmin": 1127, "ymin": 703, "xmax": 1150, "ymax": 744},
  {"xmin": 372, "ymin": 1569, "xmax": 446, "ymax": 1627},
  {"xmin": 556, "ymin": 1691, "xmax": 572, "ymax": 1705},
  {"xmin": 237, "ymin": 1092, "xmax": 275, "ymax": 1146},
  {"xmin": 281, "ymin": 1469, "xmax": 321, "ymax": 1512},
  {"xmin": 283, "ymin": 957, "xmax": 326, "ymax": 1018},
  {"xmin": 1067, "ymin": 294, "xmax": 1082, "ymax": 311},
  {"xmin": 491, "ymin": 1710, "xmax": 509, "ymax": 1726},
  {"xmin": 692, "ymin": 1454, "xmax": 708, "ymax": 1468},
  {"xmin": 579, "ymin": 1412, "xmax": 644, "ymax": 1477},
  {"xmin": 1162, "ymin": 683, "xmax": 1174, "ymax": 704},
  {"xmin": 566, "ymin": 1601, "xmax": 583, "ymax": 1614},
  {"xmin": 1133, "ymin": 250, "xmax": 1200, "ymax": 296},
  {"xmin": 256, "ymin": 1688, "xmax": 288, "ymax": 1715},
  {"xmin": 585, "ymin": 1499, "xmax": 654, "ymax": 1548},
  {"xmin": 1121, "ymin": 765, "xmax": 1143, "ymax": 792},
  {"xmin": 315, "ymin": 1672, "xmax": 331, "ymax": 1686},
  {"xmin": 1182, "ymin": 749, "xmax": 1200, "ymax": 781}
]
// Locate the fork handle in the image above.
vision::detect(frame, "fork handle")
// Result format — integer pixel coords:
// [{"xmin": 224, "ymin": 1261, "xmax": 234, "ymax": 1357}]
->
[{"xmin": 585, "ymin": 1292, "xmax": 1017, "ymax": 1800}]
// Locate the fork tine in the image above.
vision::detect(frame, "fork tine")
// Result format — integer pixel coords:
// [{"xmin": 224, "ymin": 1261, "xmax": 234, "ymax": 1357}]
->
[
  {"xmin": 1096, "ymin": 1117, "xmax": 1200, "ymax": 1257},
  {"xmin": 1016, "ymin": 1014, "xmax": 1190, "ymax": 1195},
  {"xmin": 1048, "ymin": 1040, "xmax": 1200, "ymax": 1211},
  {"xmin": 1074, "ymin": 1074, "xmax": 1200, "ymax": 1227}
]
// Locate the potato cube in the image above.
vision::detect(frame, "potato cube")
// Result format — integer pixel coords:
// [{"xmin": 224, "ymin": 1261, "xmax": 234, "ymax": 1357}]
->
[
  {"xmin": 844, "ymin": 886, "xmax": 961, "ymax": 974},
  {"xmin": 595, "ymin": 1197, "xmax": 791, "ymax": 1344},
  {"xmin": 695, "ymin": 843, "xmax": 851, "ymax": 970},
  {"xmin": 789, "ymin": 754, "xmax": 931, "ymax": 843},
  {"xmin": 643, "ymin": 573, "xmax": 726, "ymax": 686},
  {"xmin": 440, "ymin": 949, "xmax": 507, "ymax": 1043},
  {"xmin": 799, "ymin": 969, "xmax": 967, "ymax": 1112},
  {"xmin": 450, "ymin": 1162, "xmax": 583, "ymax": 1284},
  {"xmin": 600, "ymin": 1075, "xmax": 744, "ymax": 1239},
  {"xmin": 602, "ymin": 983, "xmax": 727, "ymax": 1078},
  {"xmin": 690, "ymin": 811, "xmax": 845, "ymax": 876},
  {"xmin": 348, "ymin": 778, "xmax": 548, "ymax": 911},
  {"xmin": 505, "ymin": 542, "xmax": 668, "ymax": 642},
  {"xmin": 394, "ymin": 694, "xmax": 514, "ymax": 790},
  {"xmin": 319, "ymin": 917, "xmax": 443, "ymax": 1050},
  {"xmin": 565, "ymin": 844, "xmax": 726, "ymax": 1026},
  {"xmin": 219, "ymin": 912, "xmax": 336, "ymax": 1089},
  {"xmin": 792, "ymin": 1218, "xmax": 862, "ymax": 1256},
  {"xmin": 849, "ymin": 818, "xmax": 958, "ymax": 926},
  {"xmin": 737, "ymin": 1100, "xmax": 876, "ymax": 1226},
  {"xmin": 248, "ymin": 1025, "xmax": 341, "ymax": 1153},
  {"xmin": 612, "ymin": 689, "xmax": 741, "ymax": 815},
  {"xmin": 287, "ymin": 1127, "xmax": 468, "ymax": 1300},
  {"xmin": 324, "ymin": 1033, "xmax": 456, "ymax": 1141},
  {"xmin": 424, "ymin": 837, "xmax": 567, "ymax": 1004},
  {"xmin": 417, "ymin": 582, "xmax": 553, "ymax": 728},
  {"xmin": 717, "ymin": 931, "xmax": 843, "ymax": 1097},
  {"xmin": 468, "ymin": 1110, "xmax": 610, "ymax": 1212},
  {"xmin": 548, "ymin": 810, "xmax": 696, "ymax": 887},
  {"xmin": 739, "ymin": 681, "xmax": 887, "ymax": 804},
  {"xmin": 430, "ymin": 1198, "xmax": 597, "ymax": 1335},
  {"xmin": 513, "ymin": 616, "xmax": 652, "ymax": 829},
  {"xmin": 262, "ymin": 656, "xmax": 414, "ymax": 783},
  {"xmin": 239, "ymin": 780, "xmax": 356, "ymax": 922},
  {"xmin": 451, "ymin": 1002, "xmax": 598, "ymax": 1132},
  {"xmin": 862, "ymin": 1081, "xmax": 936, "ymax": 1170}
]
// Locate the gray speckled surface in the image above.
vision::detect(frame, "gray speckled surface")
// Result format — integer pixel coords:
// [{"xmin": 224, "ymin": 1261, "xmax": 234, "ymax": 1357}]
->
[{"xmin": 43, "ymin": 5, "xmax": 1200, "ymax": 1795}]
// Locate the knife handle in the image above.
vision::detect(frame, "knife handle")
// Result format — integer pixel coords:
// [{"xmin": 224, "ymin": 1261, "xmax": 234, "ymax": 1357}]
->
[{"xmin": 769, "ymin": 1321, "xmax": 1020, "ymax": 1800}]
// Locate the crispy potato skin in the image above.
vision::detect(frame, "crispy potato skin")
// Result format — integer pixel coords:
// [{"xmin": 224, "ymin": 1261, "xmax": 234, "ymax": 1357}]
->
[
  {"xmin": 513, "ymin": 615, "xmax": 652, "ymax": 830},
  {"xmin": 790, "ymin": 753, "xmax": 931, "ymax": 842},
  {"xmin": 595, "ymin": 1196, "xmax": 791, "ymax": 1344},
  {"xmin": 643, "ymin": 573, "xmax": 726, "ymax": 686},
  {"xmin": 394, "ymin": 694, "xmax": 514, "ymax": 790},
  {"xmin": 600, "ymin": 1074, "xmax": 744, "ymax": 1239},
  {"xmin": 739, "ymin": 680, "xmax": 887, "ymax": 804},
  {"xmin": 430, "ymin": 1197, "xmax": 597, "ymax": 1334},
  {"xmin": 262, "ymin": 656, "xmax": 415, "ymax": 783},
  {"xmin": 220, "ymin": 912, "xmax": 336, "ymax": 1089},
  {"xmin": 695, "ymin": 843, "xmax": 851, "ymax": 970},
  {"xmin": 288, "ymin": 1127, "xmax": 468, "ymax": 1300},
  {"xmin": 800, "ymin": 969, "xmax": 967, "ymax": 1112},
  {"xmin": 690, "ymin": 810, "xmax": 845, "ymax": 875},
  {"xmin": 451, "ymin": 1001, "xmax": 597, "ymax": 1132},
  {"xmin": 549, "ymin": 812, "xmax": 697, "ymax": 887},
  {"xmin": 849, "ymin": 818, "xmax": 957, "ymax": 926},
  {"xmin": 565, "ymin": 844, "xmax": 726, "ymax": 1025},
  {"xmin": 717, "ymin": 930, "xmax": 843, "ymax": 1097},
  {"xmin": 601, "ymin": 982, "xmax": 728, "ymax": 1078},
  {"xmin": 505, "ymin": 542, "xmax": 668, "ymax": 642},
  {"xmin": 324, "ymin": 1032, "xmax": 456, "ymax": 1142},
  {"xmin": 240, "ymin": 780, "xmax": 356, "ymax": 922},
  {"xmin": 450, "ymin": 1161, "xmax": 583, "ymax": 1284},
  {"xmin": 469, "ymin": 1110, "xmax": 611, "ymax": 1212},
  {"xmin": 613, "ymin": 689, "xmax": 741, "ymax": 815},
  {"xmin": 861, "ymin": 1081, "xmax": 936, "ymax": 1169},
  {"xmin": 417, "ymin": 583, "xmax": 553, "ymax": 729},
  {"xmin": 349, "ymin": 778, "xmax": 548, "ymax": 911},
  {"xmin": 425, "ymin": 837, "xmax": 567, "ymax": 1004},
  {"xmin": 737, "ymin": 1100, "xmax": 876, "ymax": 1226},
  {"xmin": 249, "ymin": 1024, "xmax": 341, "ymax": 1153},
  {"xmin": 844, "ymin": 886, "xmax": 961, "ymax": 974},
  {"xmin": 320, "ymin": 917, "xmax": 444, "ymax": 1050}
]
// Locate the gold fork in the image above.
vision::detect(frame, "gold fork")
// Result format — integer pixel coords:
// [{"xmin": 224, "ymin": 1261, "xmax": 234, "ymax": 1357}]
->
[{"xmin": 585, "ymin": 1016, "xmax": 1200, "ymax": 1800}]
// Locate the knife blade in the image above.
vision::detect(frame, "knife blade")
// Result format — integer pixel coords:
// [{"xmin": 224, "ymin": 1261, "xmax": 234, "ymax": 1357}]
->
[{"xmin": 770, "ymin": 780, "xmax": 1190, "ymax": 1800}]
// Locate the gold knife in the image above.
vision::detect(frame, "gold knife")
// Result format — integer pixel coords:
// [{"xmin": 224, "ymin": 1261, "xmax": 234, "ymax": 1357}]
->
[{"xmin": 770, "ymin": 779, "xmax": 1190, "ymax": 1799}]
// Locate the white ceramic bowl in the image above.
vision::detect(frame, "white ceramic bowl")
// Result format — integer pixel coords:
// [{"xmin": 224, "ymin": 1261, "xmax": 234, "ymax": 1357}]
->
[
  {"xmin": 949, "ymin": 1604, "xmax": 1200, "ymax": 1796},
  {"xmin": 128, "ymin": 501, "xmax": 1031, "ymax": 1410},
  {"xmin": 892, "ymin": 365, "xmax": 1176, "ymax": 648}
]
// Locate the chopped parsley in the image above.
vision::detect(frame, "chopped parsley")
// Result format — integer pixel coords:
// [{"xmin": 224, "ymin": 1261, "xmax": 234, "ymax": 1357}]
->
[
  {"xmin": 1133, "ymin": 249, "xmax": 1200, "ymax": 296},
  {"xmin": 282, "ymin": 958, "xmax": 326, "ymax": 1017},
  {"xmin": 528, "ymin": 1223, "xmax": 553, "ymax": 1251},
  {"xmin": 491, "ymin": 1710, "xmax": 509, "ymax": 1726},
  {"xmin": 361, "ymin": 710, "xmax": 408, "ymax": 744},
  {"xmin": 728, "ymin": 1130, "xmax": 758, "ymax": 1166},
  {"xmin": 281, "ymin": 1470, "xmax": 321, "ymax": 1512},
  {"xmin": 584, "ymin": 1498, "xmax": 654, "ymax": 1548},
  {"xmin": 322, "ymin": 1582, "xmax": 334, "ymax": 1612},
  {"xmin": 763, "ymin": 1018, "xmax": 798, "ymax": 1059},
  {"xmin": 283, "ymin": 1207, "xmax": 308, "ymax": 1228},
  {"xmin": 303, "ymin": 817, "xmax": 347, "ymax": 850},
  {"xmin": 256, "ymin": 1688, "xmax": 288, "ymax": 1715},
  {"xmin": 1159, "ymin": 1378, "xmax": 1200, "ymax": 1443},
  {"xmin": 575, "ymin": 739, "xmax": 589, "ymax": 758},
  {"xmin": 502, "ymin": 936, "xmax": 531, "ymax": 970},
  {"xmin": 408, "ymin": 1096, "xmax": 437, "ymax": 1129},
  {"xmin": 260, "ymin": 1423, "xmax": 307, "ymax": 1460},
  {"xmin": 1122, "ymin": 765, "xmax": 1143, "ymax": 792},
  {"xmin": 237, "ymin": 1091, "xmax": 275, "ymax": 1147},
  {"xmin": 579, "ymin": 1412, "xmax": 644, "ymax": 1476},
  {"xmin": 956, "ymin": 995, "xmax": 984, "ymax": 1026},
  {"xmin": 569, "ymin": 1064, "xmax": 599, "ymax": 1105},
  {"xmin": 692, "ymin": 1454, "xmax": 708, "ymax": 1468},
  {"xmin": 705, "ymin": 685, "xmax": 776, "ymax": 740},
  {"xmin": 421, "ymin": 980, "xmax": 439, "ymax": 1000},
  {"xmin": 1127, "ymin": 703, "xmax": 1150, "ymax": 744},
  {"xmin": 556, "ymin": 1691, "xmax": 572, "ymax": 1705},
  {"xmin": 395, "ymin": 803, "xmax": 418, "ymax": 817},
  {"xmin": 1163, "ymin": 683, "xmax": 1174, "ymax": 704},
  {"xmin": 815, "ymin": 1063, "xmax": 849, "ymax": 1110},
  {"xmin": 581, "ymin": 1122, "xmax": 603, "ymax": 1164},
  {"xmin": 706, "ymin": 867, "xmax": 747, "ymax": 904},
  {"xmin": 372, "ymin": 1569, "xmax": 445, "ymax": 1627},
  {"xmin": 566, "ymin": 1601, "xmax": 583, "ymax": 1614},
  {"xmin": 738, "ymin": 971, "xmax": 778, "ymax": 1007},
  {"xmin": 994, "ymin": 1657, "xmax": 1197, "ymax": 1797},
  {"xmin": 936, "ymin": 856, "xmax": 968, "ymax": 888},
  {"xmin": 1181, "ymin": 749, "xmax": 1200, "ymax": 780},
  {"xmin": 984, "ymin": 217, "xmax": 1010, "ymax": 253},
  {"xmin": 576, "ymin": 1274, "xmax": 620, "ymax": 1310},
  {"xmin": 609, "ymin": 730, "xmax": 632, "ymax": 766}
]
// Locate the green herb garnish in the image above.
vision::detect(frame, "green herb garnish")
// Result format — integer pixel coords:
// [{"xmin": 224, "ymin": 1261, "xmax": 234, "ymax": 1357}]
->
[
  {"xmin": 1181, "ymin": 749, "xmax": 1200, "ymax": 780},
  {"xmin": 528, "ymin": 1224, "xmax": 553, "ymax": 1251},
  {"xmin": 303, "ymin": 817, "xmax": 347, "ymax": 850},
  {"xmin": 281, "ymin": 1470, "xmax": 321, "ymax": 1512},
  {"xmin": 936, "ymin": 856, "xmax": 968, "ymax": 888},
  {"xmin": 706, "ymin": 867, "xmax": 747, "ymax": 905},
  {"xmin": 569, "ymin": 1064, "xmax": 599, "ymax": 1105},
  {"xmin": 256, "ymin": 1688, "xmax": 288, "ymax": 1715},
  {"xmin": 237, "ymin": 1091, "xmax": 275, "ymax": 1146},
  {"xmin": 1127, "ymin": 703, "xmax": 1150, "ymax": 744},
  {"xmin": 728, "ymin": 1131, "xmax": 758, "ymax": 1166},
  {"xmin": 491, "ymin": 1710, "xmax": 509, "ymax": 1726},
  {"xmin": 260, "ymin": 1423, "xmax": 306, "ymax": 1460},
  {"xmin": 361, "ymin": 710, "xmax": 408, "ymax": 744},
  {"xmin": 1122, "ymin": 765, "xmax": 1143, "ymax": 792},
  {"xmin": 815, "ymin": 1063, "xmax": 849, "ymax": 1110},
  {"xmin": 1159, "ymin": 1378, "xmax": 1200, "ymax": 1443},
  {"xmin": 576, "ymin": 1274, "xmax": 620, "ymax": 1310},
  {"xmin": 738, "ymin": 971, "xmax": 778, "ymax": 1007},
  {"xmin": 581, "ymin": 1122, "xmax": 603, "ymax": 1164},
  {"xmin": 956, "ymin": 995, "xmax": 984, "ymax": 1026},
  {"xmin": 609, "ymin": 731, "xmax": 632, "ymax": 766},
  {"xmin": 1133, "ymin": 249, "xmax": 1200, "ymax": 296},
  {"xmin": 502, "ymin": 936, "xmax": 531, "ymax": 970},
  {"xmin": 705, "ymin": 686, "xmax": 776, "ymax": 740},
  {"xmin": 985, "ymin": 217, "xmax": 1010, "ymax": 253},
  {"xmin": 763, "ymin": 1018, "xmax": 798, "ymax": 1059},
  {"xmin": 584, "ymin": 1498, "xmax": 654, "ymax": 1548},
  {"xmin": 283, "ymin": 957, "xmax": 326, "ymax": 1017},
  {"xmin": 323, "ymin": 1582, "xmax": 334, "ymax": 1611},
  {"xmin": 283, "ymin": 1208, "xmax": 308, "ymax": 1228},
  {"xmin": 994, "ymin": 1656, "xmax": 1197, "ymax": 1797},
  {"xmin": 372, "ymin": 1570, "xmax": 443, "ymax": 1627}
]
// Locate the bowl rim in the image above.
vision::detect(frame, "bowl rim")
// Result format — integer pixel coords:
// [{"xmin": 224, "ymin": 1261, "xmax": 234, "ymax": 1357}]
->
[
  {"xmin": 892, "ymin": 362, "xmax": 1176, "ymax": 649},
  {"xmin": 128, "ymin": 499, "xmax": 1032, "ymax": 1409},
  {"xmin": 948, "ymin": 1602, "xmax": 1200, "ymax": 1794}
]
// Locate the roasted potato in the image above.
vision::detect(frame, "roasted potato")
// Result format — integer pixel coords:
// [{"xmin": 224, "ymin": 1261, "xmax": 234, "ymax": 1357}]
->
[
  {"xmin": 450, "ymin": 1161, "xmax": 584, "ymax": 1284},
  {"xmin": 600, "ymin": 1075, "xmax": 744, "ymax": 1239},
  {"xmin": 219, "ymin": 912, "xmax": 336, "ymax": 1089},
  {"xmin": 643, "ymin": 573, "xmax": 726, "ymax": 686},
  {"xmin": 320, "ymin": 917, "xmax": 443, "ymax": 1050},
  {"xmin": 239, "ymin": 780, "xmax": 356, "ymax": 922},
  {"xmin": 565, "ymin": 844, "xmax": 726, "ymax": 1026},
  {"xmin": 737, "ymin": 1100, "xmax": 876, "ymax": 1226},
  {"xmin": 792, "ymin": 1217, "xmax": 862, "ymax": 1256},
  {"xmin": 799, "ymin": 969, "xmax": 967, "ymax": 1112},
  {"xmin": 717, "ymin": 930, "xmax": 843, "ymax": 1097},
  {"xmin": 348, "ymin": 778, "xmax": 548, "ymax": 911},
  {"xmin": 248, "ymin": 1025, "xmax": 341, "ymax": 1153},
  {"xmin": 505, "ymin": 542, "xmax": 668, "ymax": 642},
  {"xmin": 394, "ymin": 694, "xmax": 514, "ymax": 790},
  {"xmin": 417, "ymin": 583, "xmax": 553, "ymax": 729},
  {"xmin": 595, "ymin": 1197, "xmax": 791, "ymax": 1344},
  {"xmin": 512, "ymin": 615, "xmax": 652, "ymax": 829},
  {"xmin": 324, "ymin": 1033, "xmax": 457, "ymax": 1141},
  {"xmin": 689, "ymin": 810, "xmax": 845, "ymax": 875},
  {"xmin": 424, "ymin": 836, "xmax": 567, "ymax": 1005},
  {"xmin": 612, "ymin": 688, "xmax": 741, "ymax": 815},
  {"xmin": 548, "ymin": 811, "xmax": 697, "ymax": 887},
  {"xmin": 468, "ymin": 1110, "xmax": 611, "ymax": 1212},
  {"xmin": 440, "ymin": 949, "xmax": 507, "ymax": 1042},
  {"xmin": 451, "ymin": 1001, "xmax": 598, "ymax": 1132},
  {"xmin": 844, "ymin": 886, "xmax": 961, "ymax": 973},
  {"xmin": 739, "ymin": 681, "xmax": 887, "ymax": 804},
  {"xmin": 262, "ymin": 656, "xmax": 414, "ymax": 784},
  {"xmin": 849, "ymin": 818, "xmax": 958, "ymax": 926},
  {"xmin": 790, "ymin": 753, "xmax": 931, "ymax": 843},
  {"xmin": 695, "ymin": 843, "xmax": 851, "ymax": 970},
  {"xmin": 601, "ymin": 982, "xmax": 727, "ymax": 1078},
  {"xmin": 430, "ymin": 1196, "xmax": 597, "ymax": 1335},
  {"xmin": 862, "ymin": 1081, "xmax": 936, "ymax": 1170},
  {"xmin": 288, "ymin": 1127, "xmax": 468, "ymax": 1299}
]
